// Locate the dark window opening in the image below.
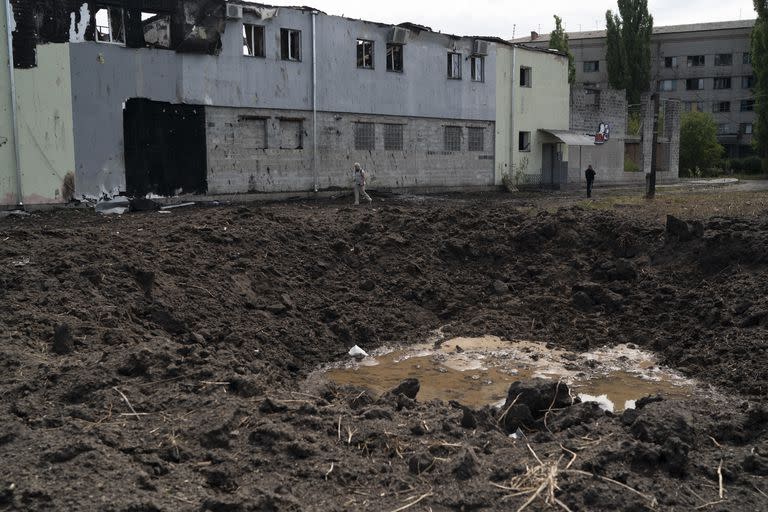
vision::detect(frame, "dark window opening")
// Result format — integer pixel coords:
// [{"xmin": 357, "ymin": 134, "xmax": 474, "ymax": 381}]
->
[
  {"xmin": 520, "ymin": 66, "xmax": 532, "ymax": 87},
  {"xmin": 715, "ymin": 53, "xmax": 733, "ymax": 66},
  {"xmin": 281, "ymin": 29, "xmax": 301, "ymax": 61},
  {"xmin": 583, "ymin": 60, "xmax": 599, "ymax": 73},
  {"xmin": 519, "ymin": 131, "xmax": 531, "ymax": 152},
  {"xmin": 386, "ymin": 44, "xmax": 403, "ymax": 72},
  {"xmin": 713, "ymin": 77, "xmax": 732, "ymax": 90},
  {"xmin": 447, "ymin": 52, "xmax": 462, "ymax": 79},
  {"xmin": 713, "ymin": 101, "xmax": 731, "ymax": 113},
  {"xmin": 744, "ymin": 52, "xmax": 752, "ymax": 65},
  {"xmin": 685, "ymin": 78, "xmax": 704, "ymax": 90},
  {"xmin": 741, "ymin": 99, "xmax": 755, "ymax": 112},
  {"xmin": 243, "ymin": 24, "xmax": 265, "ymax": 57},
  {"xmin": 664, "ymin": 56, "xmax": 678, "ymax": 68},
  {"xmin": 743, "ymin": 75, "xmax": 755, "ymax": 89},
  {"xmin": 687, "ymin": 55, "xmax": 705, "ymax": 67},
  {"xmin": 357, "ymin": 39, "xmax": 374, "ymax": 69},
  {"xmin": 471, "ymin": 56, "xmax": 484, "ymax": 82}
]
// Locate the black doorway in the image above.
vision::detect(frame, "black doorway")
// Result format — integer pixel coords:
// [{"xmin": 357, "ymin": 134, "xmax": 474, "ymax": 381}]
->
[{"xmin": 124, "ymin": 98, "xmax": 207, "ymax": 197}]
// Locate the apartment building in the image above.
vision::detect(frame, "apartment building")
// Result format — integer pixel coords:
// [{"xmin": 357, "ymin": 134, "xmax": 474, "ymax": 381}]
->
[{"xmin": 517, "ymin": 20, "xmax": 755, "ymax": 158}]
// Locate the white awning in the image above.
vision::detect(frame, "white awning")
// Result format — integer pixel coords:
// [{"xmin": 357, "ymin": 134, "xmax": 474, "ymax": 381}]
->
[{"xmin": 539, "ymin": 129, "xmax": 595, "ymax": 146}]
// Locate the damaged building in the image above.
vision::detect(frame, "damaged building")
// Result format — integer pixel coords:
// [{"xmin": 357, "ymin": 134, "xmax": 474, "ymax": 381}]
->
[{"xmin": 0, "ymin": 1, "xmax": 661, "ymax": 207}]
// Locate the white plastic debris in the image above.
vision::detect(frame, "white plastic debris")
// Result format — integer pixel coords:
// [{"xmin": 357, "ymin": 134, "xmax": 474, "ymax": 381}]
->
[
  {"xmin": 509, "ymin": 427, "xmax": 526, "ymax": 440},
  {"xmin": 348, "ymin": 345, "xmax": 368, "ymax": 359},
  {"xmin": 95, "ymin": 196, "xmax": 130, "ymax": 215}
]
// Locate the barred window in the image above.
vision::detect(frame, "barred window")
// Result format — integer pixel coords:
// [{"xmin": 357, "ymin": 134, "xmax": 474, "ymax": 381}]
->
[
  {"xmin": 444, "ymin": 126, "xmax": 462, "ymax": 151},
  {"xmin": 383, "ymin": 124, "xmax": 404, "ymax": 150},
  {"xmin": 355, "ymin": 122, "xmax": 375, "ymax": 150},
  {"xmin": 468, "ymin": 127, "xmax": 484, "ymax": 151}
]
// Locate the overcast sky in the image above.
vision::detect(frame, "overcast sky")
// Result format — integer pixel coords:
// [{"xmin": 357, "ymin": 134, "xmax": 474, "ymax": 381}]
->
[{"xmin": 265, "ymin": 1, "xmax": 756, "ymax": 39}]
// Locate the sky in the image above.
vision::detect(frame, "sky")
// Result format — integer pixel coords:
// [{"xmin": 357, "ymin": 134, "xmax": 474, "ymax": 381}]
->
[{"xmin": 264, "ymin": 1, "xmax": 756, "ymax": 39}]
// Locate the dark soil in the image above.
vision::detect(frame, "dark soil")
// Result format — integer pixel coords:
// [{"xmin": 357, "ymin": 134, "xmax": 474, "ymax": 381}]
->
[{"xmin": 1, "ymin": 193, "xmax": 767, "ymax": 511}]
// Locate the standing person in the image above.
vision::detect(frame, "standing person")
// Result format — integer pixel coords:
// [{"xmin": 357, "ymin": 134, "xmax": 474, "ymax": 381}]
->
[
  {"xmin": 585, "ymin": 164, "xmax": 596, "ymax": 198},
  {"xmin": 352, "ymin": 163, "xmax": 372, "ymax": 205}
]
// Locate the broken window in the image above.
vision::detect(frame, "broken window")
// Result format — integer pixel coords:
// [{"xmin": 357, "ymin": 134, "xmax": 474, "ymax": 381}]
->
[
  {"xmin": 357, "ymin": 40, "xmax": 374, "ymax": 69},
  {"xmin": 281, "ymin": 29, "xmax": 302, "ymax": 61},
  {"xmin": 383, "ymin": 124, "xmax": 404, "ymax": 150},
  {"xmin": 663, "ymin": 56, "xmax": 677, "ymax": 68},
  {"xmin": 386, "ymin": 44, "xmax": 403, "ymax": 72},
  {"xmin": 518, "ymin": 131, "xmax": 531, "ymax": 152},
  {"xmin": 583, "ymin": 60, "xmax": 599, "ymax": 73},
  {"xmin": 471, "ymin": 56, "xmax": 484, "ymax": 82},
  {"xmin": 444, "ymin": 126, "xmax": 462, "ymax": 151},
  {"xmin": 280, "ymin": 119, "xmax": 303, "ymax": 149},
  {"xmin": 713, "ymin": 77, "xmax": 731, "ymax": 90},
  {"xmin": 687, "ymin": 55, "xmax": 705, "ymax": 67},
  {"xmin": 142, "ymin": 12, "xmax": 171, "ymax": 49},
  {"xmin": 447, "ymin": 53, "xmax": 462, "ymax": 79},
  {"xmin": 95, "ymin": 7, "xmax": 125, "ymax": 45},
  {"xmin": 468, "ymin": 127, "xmax": 484, "ymax": 152},
  {"xmin": 520, "ymin": 66, "xmax": 532, "ymax": 87},
  {"xmin": 714, "ymin": 53, "xmax": 732, "ymax": 66},
  {"xmin": 243, "ymin": 24, "xmax": 265, "ymax": 57},
  {"xmin": 355, "ymin": 123, "xmax": 375, "ymax": 151}
]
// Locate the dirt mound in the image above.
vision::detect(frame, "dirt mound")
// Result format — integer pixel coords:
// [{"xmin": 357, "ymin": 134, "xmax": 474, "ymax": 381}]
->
[{"xmin": 1, "ymin": 196, "xmax": 767, "ymax": 510}]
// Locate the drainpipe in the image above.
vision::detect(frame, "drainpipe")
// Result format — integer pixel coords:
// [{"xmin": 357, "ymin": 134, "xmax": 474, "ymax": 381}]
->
[
  {"xmin": 4, "ymin": 0, "xmax": 23, "ymax": 208},
  {"xmin": 311, "ymin": 11, "xmax": 318, "ymax": 192}
]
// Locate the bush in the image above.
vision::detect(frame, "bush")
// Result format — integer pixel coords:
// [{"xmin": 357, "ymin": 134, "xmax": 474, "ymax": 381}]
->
[
  {"xmin": 722, "ymin": 156, "xmax": 763, "ymax": 174},
  {"xmin": 624, "ymin": 157, "xmax": 640, "ymax": 172}
]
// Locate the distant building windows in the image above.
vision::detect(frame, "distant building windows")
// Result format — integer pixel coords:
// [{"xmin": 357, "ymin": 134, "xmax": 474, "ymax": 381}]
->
[
  {"xmin": 687, "ymin": 55, "xmax": 705, "ymax": 67},
  {"xmin": 658, "ymin": 79, "xmax": 676, "ymax": 92},
  {"xmin": 357, "ymin": 39, "xmax": 374, "ymax": 69},
  {"xmin": 95, "ymin": 7, "xmax": 125, "ymax": 45},
  {"xmin": 742, "ymin": 123, "xmax": 754, "ymax": 134},
  {"xmin": 279, "ymin": 119, "xmax": 303, "ymax": 149},
  {"xmin": 444, "ymin": 126, "xmax": 462, "ymax": 151},
  {"xmin": 471, "ymin": 56, "xmax": 485, "ymax": 82},
  {"xmin": 447, "ymin": 52, "xmax": 462, "ymax": 79},
  {"xmin": 741, "ymin": 99, "xmax": 755, "ymax": 112},
  {"xmin": 663, "ymin": 56, "xmax": 678, "ymax": 68},
  {"xmin": 713, "ymin": 77, "xmax": 732, "ymax": 90},
  {"xmin": 518, "ymin": 131, "xmax": 531, "ymax": 152},
  {"xmin": 717, "ymin": 123, "xmax": 734, "ymax": 135},
  {"xmin": 684, "ymin": 101, "xmax": 705, "ymax": 112},
  {"xmin": 280, "ymin": 29, "xmax": 301, "ymax": 61},
  {"xmin": 744, "ymin": 52, "xmax": 752, "ymax": 65},
  {"xmin": 383, "ymin": 124, "xmax": 404, "ymax": 150},
  {"xmin": 468, "ymin": 127, "xmax": 484, "ymax": 151},
  {"xmin": 520, "ymin": 66, "xmax": 532, "ymax": 87},
  {"xmin": 714, "ymin": 101, "xmax": 731, "ymax": 113},
  {"xmin": 243, "ymin": 24, "xmax": 265, "ymax": 57},
  {"xmin": 355, "ymin": 122, "xmax": 375, "ymax": 150},
  {"xmin": 583, "ymin": 60, "xmax": 599, "ymax": 73},
  {"xmin": 714, "ymin": 53, "xmax": 733, "ymax": 66},
  {"xmin": 386, "ymin": 44, "xmax": 403, "ymax": 72},
  {"xmin": 743, "ymin": 75, "xmax": 755, "ymax": 89},
  {"xmin": 685, "ymin": 78, "xmax": 704, "ymax": 91}
]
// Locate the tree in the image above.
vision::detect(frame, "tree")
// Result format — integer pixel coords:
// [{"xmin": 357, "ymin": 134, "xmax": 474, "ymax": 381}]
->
[
  {"xmin": 549, "ymin": 15, "xmax": 575, "ymax": 84},
  {"xmin": 605, "ymin": 0, "xmax": 653, "ymax": 104},
  {"xmin": 679, "ymin": 111, "xmax": 724, "ymax": 175},
  {"xmin": 751, "ymin": 0, "xmax": 768, "ymax": 160}
]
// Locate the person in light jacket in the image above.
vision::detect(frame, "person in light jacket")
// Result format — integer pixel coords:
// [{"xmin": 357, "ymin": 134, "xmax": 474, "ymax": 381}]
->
[{"xmin": 352, "ymin": 163, "xmax": 372, "ymax": 205}]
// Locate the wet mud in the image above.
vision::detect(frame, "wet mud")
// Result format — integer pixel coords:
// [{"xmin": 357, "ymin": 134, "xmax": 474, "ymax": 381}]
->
[{"xmin": 1, "ymin": 195, "xmax": 768, "ymax": 511}]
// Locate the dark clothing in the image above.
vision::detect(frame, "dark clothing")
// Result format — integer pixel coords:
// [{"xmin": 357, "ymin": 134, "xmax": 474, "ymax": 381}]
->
[{"xmin": 585, "ymin": 167, "xmax": 596, "ymax": 198}]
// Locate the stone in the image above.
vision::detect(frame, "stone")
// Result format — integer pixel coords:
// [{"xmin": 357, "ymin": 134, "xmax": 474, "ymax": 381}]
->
[
  {"xmin": 492, "ymin": 280, "xmax": 509, "ymax": 295},
  {"xmin": 408, "ymin": 453, "xmax": 435, "ymax": 475},
  {"xmin": 504, "ymin": 379, "xmax": 573, "ymax": 417},
  {"xmin": 388, "ymin": 378, "xmax": 420, "ymax": 400},
  {"xmin": 52, "ymin": 323, "xmax": 74, "ymax": 355}
]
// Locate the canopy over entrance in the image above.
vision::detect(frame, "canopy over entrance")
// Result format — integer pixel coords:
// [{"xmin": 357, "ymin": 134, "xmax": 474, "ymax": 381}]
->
[{"xmin": 539, "ymin": 129, "xmax": 595, "ymax": 146}]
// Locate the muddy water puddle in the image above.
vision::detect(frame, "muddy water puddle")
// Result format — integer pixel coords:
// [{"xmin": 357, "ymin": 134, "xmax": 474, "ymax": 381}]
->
[{"xmin": 318, "ymin": 336, "xmax": 697, "ymax": 412}]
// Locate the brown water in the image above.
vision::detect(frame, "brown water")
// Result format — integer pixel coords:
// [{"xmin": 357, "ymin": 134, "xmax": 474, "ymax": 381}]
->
[{"xmin": 321, "ymin": 336, "xmax": 695, "ymax": 412}]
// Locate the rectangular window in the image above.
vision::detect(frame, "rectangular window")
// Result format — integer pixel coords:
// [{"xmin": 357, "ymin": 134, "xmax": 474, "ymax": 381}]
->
[
  {"xmin": 743, "ymin": 75, "xmax": 755, "ymax": 89},
  {"xmin": 142, "ymin": 12, "xmax": 171, "ymax": 48},
  {"xmin": 447, "ymin": 53, "xmax": 462, "ymax": 79},
  {"xmin": 280, "ymin": 29, "xmax": 301, "ymax": 61},
  {"xmin": 243, "ymin": 24, "xmax": 265, "ymax": 57},
  {"xmin": 471, "ymin": 56, "xmax": 484, "ymax": 82},
  {"xmin": 663, "ymin": 56, "xmax": 678, "ymax": 68},
  {"xmin": 518, "ymin": 131, "xmax": 531, "ymax": 152},
  {"xmin": 239, "ymin": 117, "xmax": 268, "ymax": 149},
  {"xmin": 95, "ymin": 7, "xmax": 125, "ymax": 45},
  {"xmin": 687, "ymin": 55, "xmax": 705, "ymax": 67},
  {"xmin": 520, "ymin": 66, "xmax": 532, "ymax": 87},
  {"xmin": 444, "ymin": 126, "xmax": 462, "ymax": 151},
  {"xmin": 713, "ymin": 101, "xmax": 731, "ymax": 113},
  {"xmin": 744, "ymin": 52, "xmax": 752, "ymax": 65},
  {"xmin": 355, "ymin": 122, "xmax": 375, "ymax": 151},
  {"xmin": 583, "ymin": 60, "xmax": 599, "ymax": 73},
  {"xmin": 357, "ymin": 39, "xmax": 374, "ymax": 69},
  {"xmin": 714, "ymin": 53, "xmax": 733, "ymax": 66},
  {"xmin": 658, "ymin": 79, "xmax": 676, "ymax": 92},
  {"xmin": 383, "ymin": 124, "xmax": 404, "ymax": 150},
  {"xmin": 685, "ymin": 78, "xmax": 704, "ymax": 91},
  {"xmin": 280, "ymin": 119, "xmax": 303, "ymax": 149},
  {"xmin": 386, "ymin": 44, "xmax": 403, "ymax": 72},
  {"xmin": 742, "ymin": 123, "xmax": 754, "ymax": 134},
  {"xmin": 741, "ymin": 99, "xmax": 755, "ymax": 112},
  {"xmin": 713, "ymin": 77, "xmax": 732, "ymax": 90},
  {"xmin": 585, "ymin": 88, "xmax": 601, "ymax": 107},
  {"xmin": 468, "ymin": 127, "xmax": 484, "ymax": 151},
  {"xmin": 717, "ymin": 123, "xmax": 733, "ymax": 135},
  {"xmin": 684, "ymin": 101, "xmax": 705, "ymax": 112}
]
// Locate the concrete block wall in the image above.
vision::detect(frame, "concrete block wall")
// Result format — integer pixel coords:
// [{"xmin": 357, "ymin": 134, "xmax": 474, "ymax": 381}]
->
[
  {"xmin": 206, "ymin": 107, "xmax": 495, "ymax": 194},
  {"xmin": 663, "ymin": 99, "xmax": 681, "ymax": 179}
]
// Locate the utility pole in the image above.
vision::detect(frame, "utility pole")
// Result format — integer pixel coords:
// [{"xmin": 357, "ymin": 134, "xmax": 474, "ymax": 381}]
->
[{"xmin": 646, "ymin": 93, "xmax": 660, "ymax": 199}]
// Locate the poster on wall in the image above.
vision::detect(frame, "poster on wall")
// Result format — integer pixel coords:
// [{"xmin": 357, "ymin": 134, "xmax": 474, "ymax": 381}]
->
[{"xmin": 595, "ymin": 123, "xmax": 610, "ymax": 144}]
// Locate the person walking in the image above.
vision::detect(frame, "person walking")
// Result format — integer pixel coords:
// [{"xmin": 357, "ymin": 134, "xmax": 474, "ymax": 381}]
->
[
  {"xmin": 585, "ymin": 164, "xmax": 596, "ymax": 198},
  {"xmin": 352, "ymin": 163, "xmax": 372, "ymax": 205}
]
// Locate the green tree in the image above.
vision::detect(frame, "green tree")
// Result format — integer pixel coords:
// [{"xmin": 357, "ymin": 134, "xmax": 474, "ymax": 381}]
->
[
  {"xmin": 751, "ymin": 0, "xmax": 768, "ymax": 159},
  {"xmin": 679, "ymin": 111, "xmax": 724, "ymax": 174},
  {"xmin": 549, "ymin": 15, "xmax": 575, "ymax": 84},
  {"xmin": 605, "ymin": 0, "xmax": 653, "ymax": 104}
]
